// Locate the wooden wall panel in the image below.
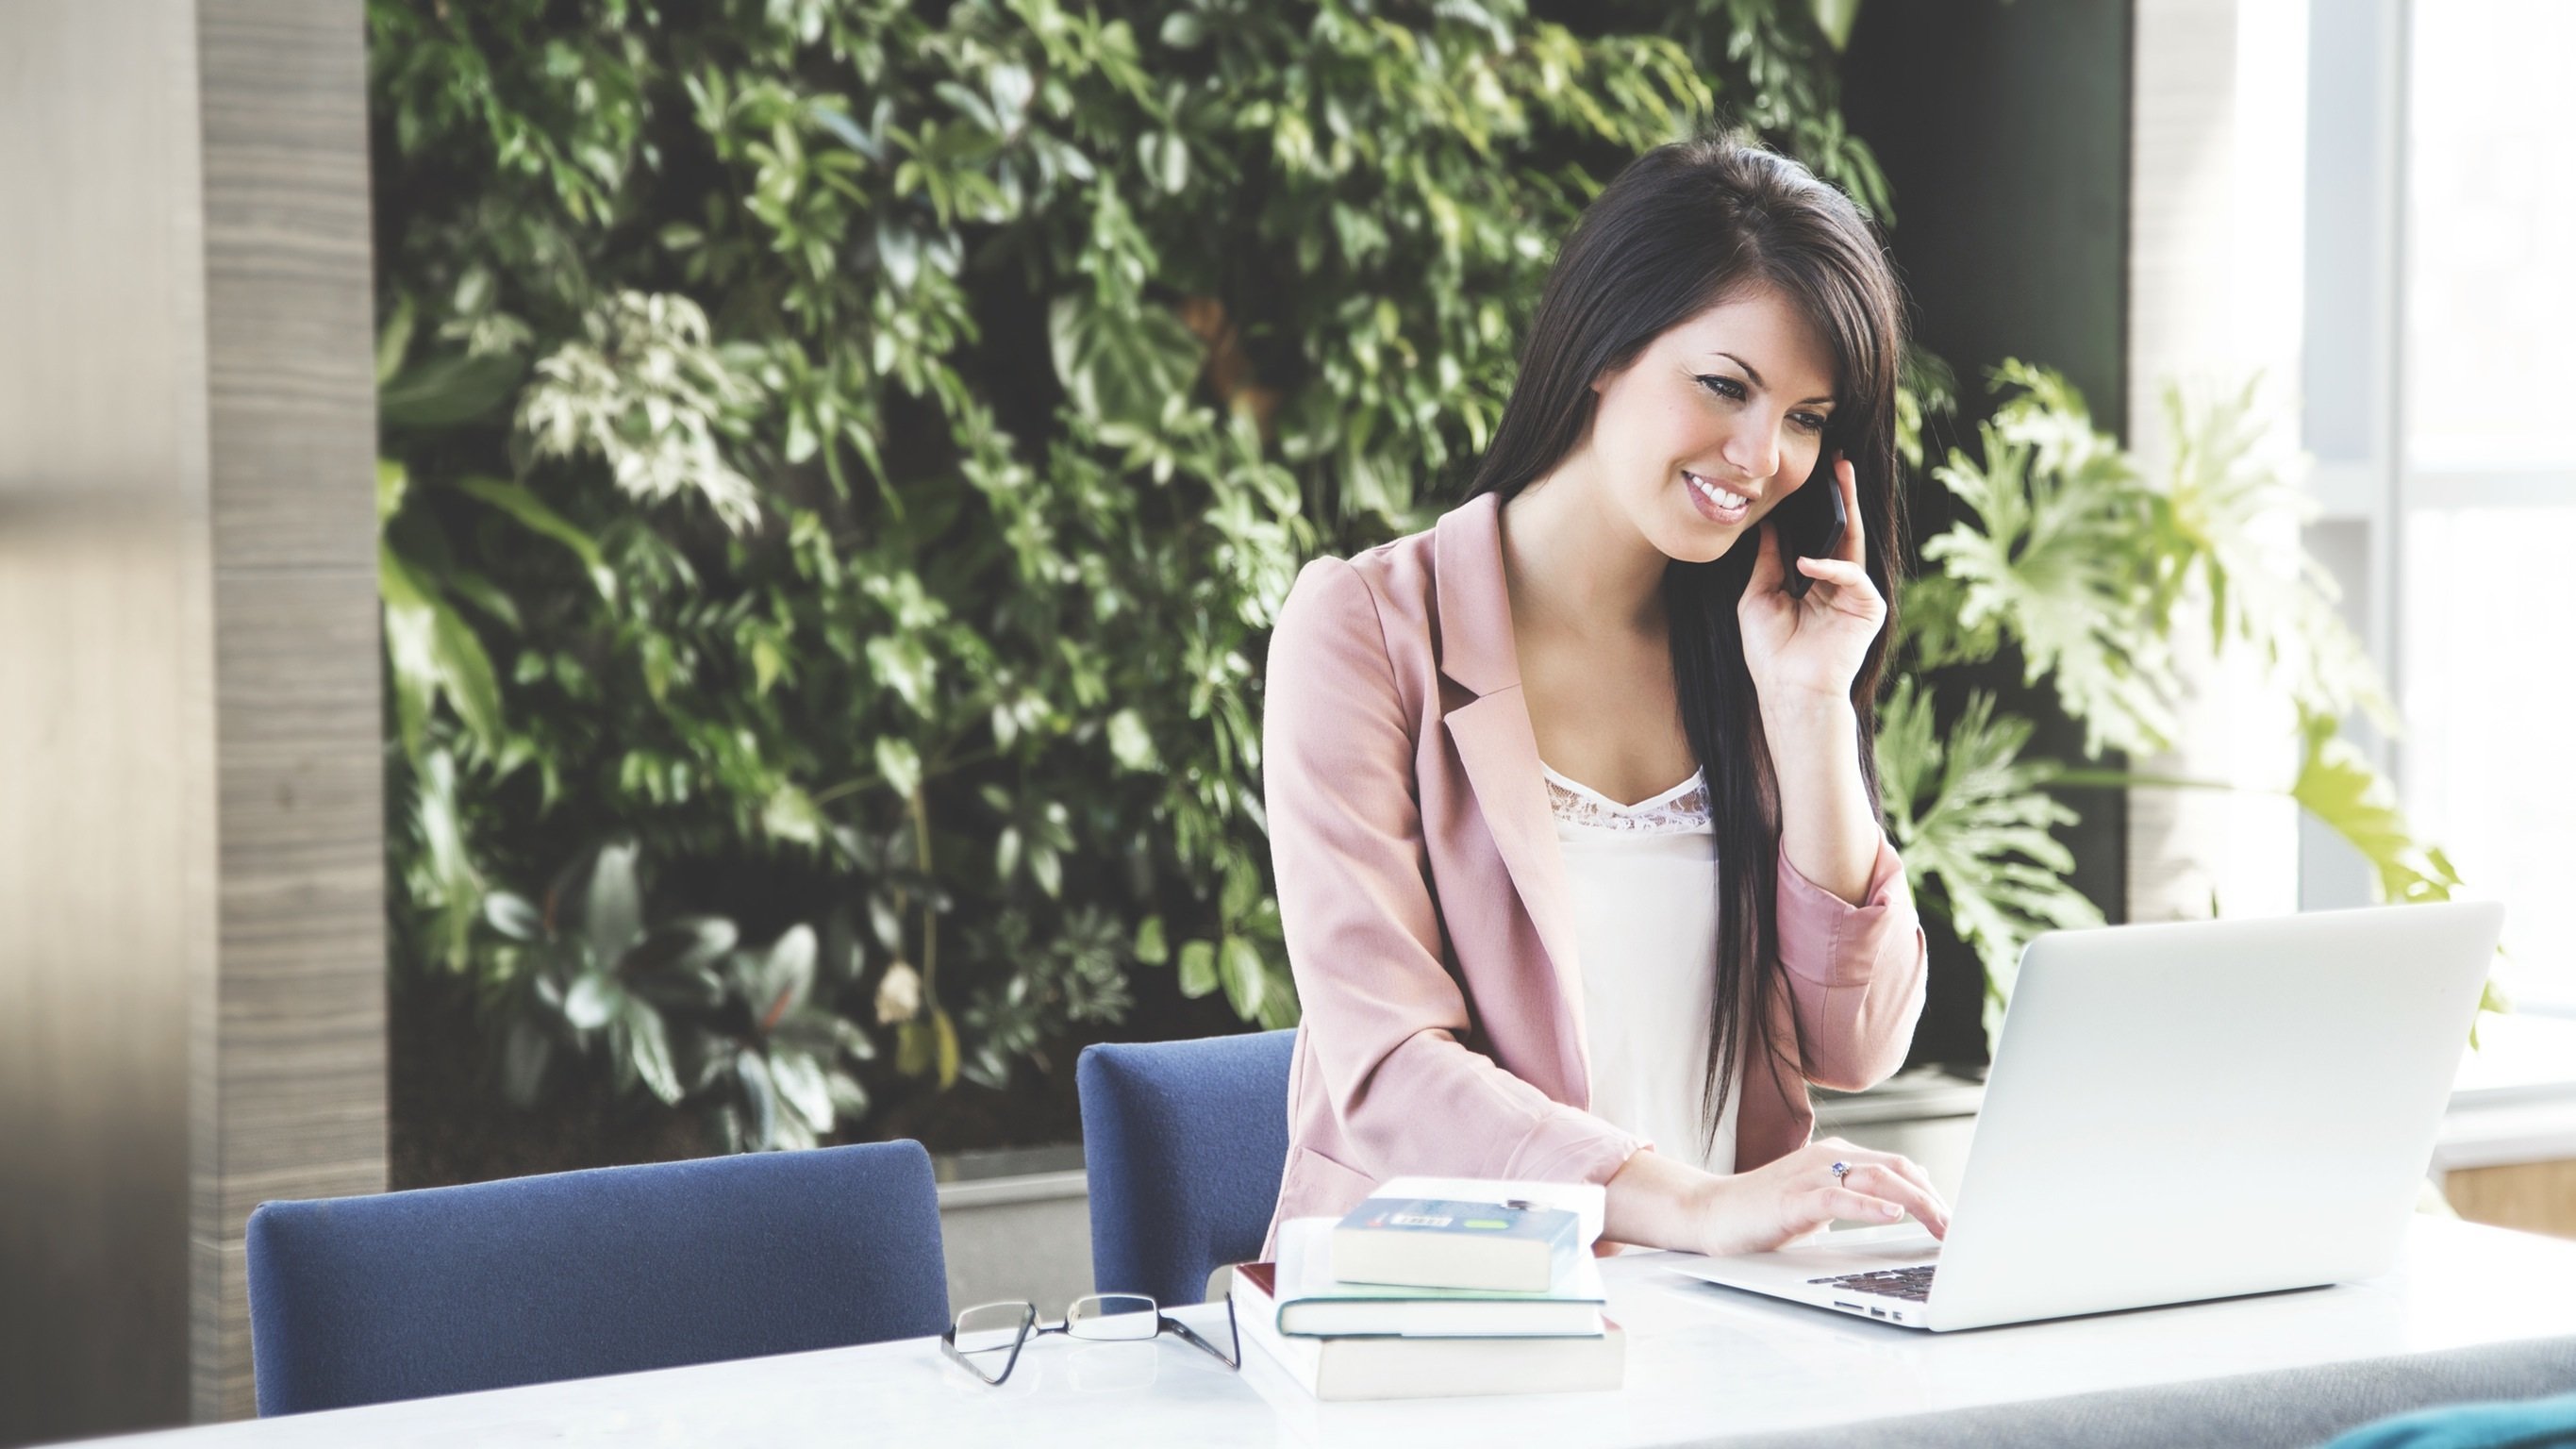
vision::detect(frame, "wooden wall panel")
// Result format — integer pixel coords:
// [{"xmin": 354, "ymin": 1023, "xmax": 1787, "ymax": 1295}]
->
[{"xmin": 193, "ymin": 0, "xmax": 388, "ymax": 1424}]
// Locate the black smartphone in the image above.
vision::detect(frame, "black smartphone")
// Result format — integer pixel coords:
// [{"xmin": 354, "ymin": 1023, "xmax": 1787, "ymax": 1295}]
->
[{"xmin": 1778, "ymin": 448, "xmax": 1849, "ymax": 600}]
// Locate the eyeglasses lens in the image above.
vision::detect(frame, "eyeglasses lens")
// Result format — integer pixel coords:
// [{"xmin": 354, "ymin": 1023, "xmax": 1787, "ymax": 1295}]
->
[
  {"xmin": 951, "ymin": 1302, "xmax": 1033, "ymax": 1357},
  {"xmin": 1065, "ymin": 1293, "xmax": 1160, "ymax": 1341}
]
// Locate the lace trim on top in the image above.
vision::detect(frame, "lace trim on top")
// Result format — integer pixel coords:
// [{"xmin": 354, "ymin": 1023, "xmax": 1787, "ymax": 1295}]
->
[{"xmin": 1541, "ymin": 761, "xmax": 1711, "ymax": 835}]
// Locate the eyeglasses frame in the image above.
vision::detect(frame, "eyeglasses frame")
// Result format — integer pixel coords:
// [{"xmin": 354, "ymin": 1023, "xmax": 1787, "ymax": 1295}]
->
[{"xmin": 939, "ymin": 1290, "xmax": 1240, "ymax": 1387}]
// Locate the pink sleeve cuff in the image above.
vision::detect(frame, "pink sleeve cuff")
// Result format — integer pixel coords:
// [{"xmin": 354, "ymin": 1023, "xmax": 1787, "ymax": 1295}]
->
[
  {"xmin": 1504, "ymin": 1103, "xmax": 1645, "ymax": 1186},
  {"xmin": 1775, "ymin": 835, "xmax": 1913, "ymax": 988}
]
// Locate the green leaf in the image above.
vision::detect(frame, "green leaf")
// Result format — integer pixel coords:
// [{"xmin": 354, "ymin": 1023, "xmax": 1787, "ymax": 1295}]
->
[
  {"xmin": 768, "ymin": 1049, "xmax": 834, "ymax": 1132},
  {"xmin": 895, "ymin": 1018, "xmax": 935, "ymax": 1077},
  {"xmin": 1048, "ymin": 292, "xmax": 1203, "ymax": 430},
  {"xmin": 1876, "ymin": 678, "xmax": 2103, "ymax": 1049},
  {"xmin": 1220, "ymin": 856, "xmax": 1258, "ymax": 923},
  {"xmin": 1810, "ymin": 0, "xmax": 1863, "ymax": 51},
  {"xmin": 623, "ymin": 996, "xmax": 685, "ymax": 1104},
  {"xmin": 380, "ymin": 543, "xmax": 505, "ymax": 755},
  {"xmin": 874, "ymin": 737, "xmax": 922, "ymax": 798},
  {"xmin": 825, "ymin": 1071, "xmax": 872, "ymax": 1121},
  {"xmin": 1106, "ymin": 707, "xmax": 1158, "ymax": 771},
  {"xmin": 563, "ymin": 971, "xmax": 621, "ymax": 1030},
  {"xmin": 376, "ymin": 458, "xmax": 409, "ymax": 525},
  {"xmin": 375, "ymin": 292, "xmax": 417, "ymax": 387},
  {"xmin": 1133, "ymin": 914, "xmax": 1169, "ymax": 965},
  {"xmin": 1920, "ymin": 384, "xmax": 2176, "ymax": 758},
  {"xmin": 585, "ymin": 841, "xmax": 643, "ymax": 968},
  {"xmin": 458, "ymin": 475, "xmax": 617, "ymax": 601},
  {"xmin": 761, "ymin": 783, "xmax": 825, "ymax": 845},
  {"xmin": 1176, "ymin": 939, "xmax": 1218, "ymax": 998},
  {"xmin": 379, "ymin": 349, "xmax": 525, "ymax": 428},
  {"xmin": 736, "ymin": 1050, "xmax": 778, "ymax": 1149},
  {"xmin": 931, "ymin": 1006, "xmax": 960, "ymax": 1089},
  {"xmin": 756, "ymin": 924, "xmax": 819, "ymax": 1028},
  {"xmin": 1220, "ymin": 935, "xmax": 1266, "ymax": 1019},
  {"xmin": 623, "ymin": 915, "xmax": 739, "ymax": 975},
  {"xmin": 499, "ymin": 1017, "xmax": 549, "ymax": 1106},
  {"xmin": 483, "ymin": 891, "xmax": 544, "ymax": 941},
  {"xmin": 2291, "ymin": 710, "xmax": 2466, "ymax": 907}
]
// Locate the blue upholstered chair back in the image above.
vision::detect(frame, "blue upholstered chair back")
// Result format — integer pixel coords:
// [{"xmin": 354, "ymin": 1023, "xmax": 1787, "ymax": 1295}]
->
[
  {"xmin": 1078, "ymin": 1029, "xmax": 1296, "ymax": 1307},
  {"xmin": 245, "ymin": 1140, "xmax": 950, "ymax": 1416}
]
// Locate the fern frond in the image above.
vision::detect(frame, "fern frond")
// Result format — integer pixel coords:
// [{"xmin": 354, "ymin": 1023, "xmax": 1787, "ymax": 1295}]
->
[{"xmin": 1878, "ymin": 680, "xmax": 2107, "ymax": 1048}]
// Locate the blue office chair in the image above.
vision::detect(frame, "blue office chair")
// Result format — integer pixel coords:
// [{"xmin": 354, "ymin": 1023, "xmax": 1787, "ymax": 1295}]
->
[
  {"xmin": 1079, "ymin": 1029, "xmax": 1297, "ymax": 1307},
  {"xmin": 246, "ymin": 1140, "xmax": 950, "ymax": 1416}
]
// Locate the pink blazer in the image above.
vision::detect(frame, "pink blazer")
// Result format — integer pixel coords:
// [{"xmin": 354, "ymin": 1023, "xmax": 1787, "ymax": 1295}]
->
[{"xmin": 1259, "ymin": 490, "xmax": 1928, "ymax": 1254}]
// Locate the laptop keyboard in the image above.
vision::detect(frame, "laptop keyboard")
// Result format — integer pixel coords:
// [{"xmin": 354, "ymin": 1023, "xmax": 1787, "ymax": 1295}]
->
[{"xmin": 1807, "ymin": 1264, "xmax": 1938, "ymax": 1302}]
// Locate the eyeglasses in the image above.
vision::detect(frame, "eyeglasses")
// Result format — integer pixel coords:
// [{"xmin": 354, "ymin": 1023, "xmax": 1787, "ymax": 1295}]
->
[{"xmin": 940, "ymin": 1291, "xmax": 1240, "ymax": 1387}]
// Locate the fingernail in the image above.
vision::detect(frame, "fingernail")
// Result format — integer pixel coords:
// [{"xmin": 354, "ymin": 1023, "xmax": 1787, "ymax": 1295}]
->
[{"xmin": 1884, "ymin": 1203, "xmax": 1902, "ymax": 1219}]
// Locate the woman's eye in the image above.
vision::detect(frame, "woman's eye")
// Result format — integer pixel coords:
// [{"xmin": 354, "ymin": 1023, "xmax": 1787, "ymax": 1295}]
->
[{"xmin": 1697, "ymin": 375, "xmax": 1829, "ymax": 435}]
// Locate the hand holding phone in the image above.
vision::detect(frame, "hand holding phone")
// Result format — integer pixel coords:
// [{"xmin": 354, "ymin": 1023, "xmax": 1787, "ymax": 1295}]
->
[{"xmin": 1778, "ymin": 449, "xmax": 1849, "ymax": 601}]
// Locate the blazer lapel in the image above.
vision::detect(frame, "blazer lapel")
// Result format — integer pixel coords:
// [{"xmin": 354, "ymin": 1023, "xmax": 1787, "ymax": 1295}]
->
[{"xmin": 1433, "ymin": 494, "xmax": 1594, "ymax": 1097}]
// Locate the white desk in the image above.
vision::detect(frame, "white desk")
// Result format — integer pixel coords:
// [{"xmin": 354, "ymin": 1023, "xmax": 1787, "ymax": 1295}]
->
[{"xmin": 83, "ymin": 1217, "xmax": 2576, "ymax": 1449}]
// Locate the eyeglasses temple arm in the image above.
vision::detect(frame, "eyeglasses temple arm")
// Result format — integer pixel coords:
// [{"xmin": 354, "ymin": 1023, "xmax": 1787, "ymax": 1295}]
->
[{"xmin": 1160, "ymin": 1293, "xmax": 1240, "ymax": 1370}]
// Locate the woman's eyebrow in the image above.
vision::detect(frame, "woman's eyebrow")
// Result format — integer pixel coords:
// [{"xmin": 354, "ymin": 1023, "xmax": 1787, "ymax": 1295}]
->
[{"xmin": 1712, "ymin": 350, "xmax": 1836, "ymax": 407}]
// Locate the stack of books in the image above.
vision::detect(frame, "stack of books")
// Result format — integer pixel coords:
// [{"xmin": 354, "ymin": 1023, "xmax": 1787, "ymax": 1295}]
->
[{"xmin": 1229, "ymin": 1176, "xmax": 1625, "ymax": 1401}]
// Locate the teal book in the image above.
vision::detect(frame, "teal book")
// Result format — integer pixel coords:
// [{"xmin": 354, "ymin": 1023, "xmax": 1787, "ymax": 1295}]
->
[
  {"xmin": 1330, "ymin": 1194, "xmax": 1583, "ymax": 1292},
  {"xmin": 1277, "ymin": 1218, "xmax": 1604, "ymax": 1336}
]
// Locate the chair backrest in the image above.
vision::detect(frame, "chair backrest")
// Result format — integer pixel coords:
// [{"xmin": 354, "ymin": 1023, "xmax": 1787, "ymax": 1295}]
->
[
  {"xmin": 1078, "ymin": 1029, "xmax": 1296, "ymax": 1307},
  {"xmin": 246, "ymin": 1140, "xmax": 949, "ymax": 1415}
]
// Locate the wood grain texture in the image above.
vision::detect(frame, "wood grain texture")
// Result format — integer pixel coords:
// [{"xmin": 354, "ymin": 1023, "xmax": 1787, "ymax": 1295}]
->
[
  {"xmin": 2445, "ymin": 1161, "xmax": 2576, "ymax": 1242},
  {"xmin": 191, "ymin": 0, "xmax": 388, "ymax": 1424}
]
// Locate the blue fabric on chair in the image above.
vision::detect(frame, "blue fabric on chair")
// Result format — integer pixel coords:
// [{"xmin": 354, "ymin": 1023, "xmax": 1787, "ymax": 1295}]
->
[
  {"xmin": 1079, "ymin": 1030, "xmax": 1296, "ymax": 1307},
  {"xmin": 246, "ymin": 1140, "xmax": 949, "ymax": 1416},
  {"xmin": 2320, "ymin": 1389, "xmax": 2576, "ymax": 1448}
]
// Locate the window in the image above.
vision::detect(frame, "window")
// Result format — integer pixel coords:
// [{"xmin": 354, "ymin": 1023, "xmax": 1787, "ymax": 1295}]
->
[{"xmin": 2304, "ymin": 0, "xmax": 2576, "ymax": 1013}]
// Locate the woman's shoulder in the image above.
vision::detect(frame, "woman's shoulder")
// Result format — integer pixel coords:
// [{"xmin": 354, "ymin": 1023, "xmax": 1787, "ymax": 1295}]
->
[
  {"xmin": 1283, "ymin": 491, "xmax": 1497, "ymax": 636},
  {"xmin": 1280, "ymin": 512, "xmax": 1445, "ymax": 640},
  {"xmin": 1270, "ymin": 500, "xmax": 1480, "ymax": 708}
]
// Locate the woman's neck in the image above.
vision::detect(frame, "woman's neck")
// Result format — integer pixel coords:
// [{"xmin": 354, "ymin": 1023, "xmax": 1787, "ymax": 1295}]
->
[{"xmin": 1497, "ymin": 456, "xmax": 1671, "ymax": 646}]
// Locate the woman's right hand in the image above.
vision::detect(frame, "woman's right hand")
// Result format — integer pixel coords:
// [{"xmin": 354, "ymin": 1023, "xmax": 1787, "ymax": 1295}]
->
[{"xmin": 1695, "ymin": 1137, "xmax": 1951, "ymax": 1257}]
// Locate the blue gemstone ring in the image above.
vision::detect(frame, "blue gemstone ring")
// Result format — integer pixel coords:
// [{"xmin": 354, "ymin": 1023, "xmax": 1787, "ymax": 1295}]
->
[{"xmin": 1830, "ymin": 1160, "xmax": 1852, "ymax": 1182}]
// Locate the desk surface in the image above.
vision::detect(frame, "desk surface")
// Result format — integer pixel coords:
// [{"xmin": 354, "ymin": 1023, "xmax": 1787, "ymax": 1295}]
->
[{"xmin": 88, "ymin": 1217, "xmax": 2576, "ymax": 1449}]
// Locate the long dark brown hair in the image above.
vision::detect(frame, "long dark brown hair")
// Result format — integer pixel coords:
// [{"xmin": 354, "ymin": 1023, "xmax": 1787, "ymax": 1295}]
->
[{"xmin": 1462, "ymin": 130, "xmax": 1908, "ymax": 1152}]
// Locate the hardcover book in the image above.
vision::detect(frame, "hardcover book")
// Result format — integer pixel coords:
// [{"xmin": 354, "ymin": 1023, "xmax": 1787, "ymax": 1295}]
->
[
  {"xmin": 1331, "ymin": 1193, "xmax": 1581, "ymax": 1292},
  {"xmin": 1274, "ymin": 1217, "xmax": 1604, "ymax": 1337},
  {"xmin": 1230, "ymin": 1260, "xmax": 1625, "ymax": 1402}
]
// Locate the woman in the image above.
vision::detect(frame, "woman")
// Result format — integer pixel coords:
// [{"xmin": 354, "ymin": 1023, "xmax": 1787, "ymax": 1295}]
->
[{"xmin": 1259, "ymin": 131, "xmax": 1951, "ymax": 1260}]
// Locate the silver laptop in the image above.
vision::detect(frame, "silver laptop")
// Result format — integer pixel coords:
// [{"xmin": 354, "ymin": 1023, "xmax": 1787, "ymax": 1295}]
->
[{"xmin": 1666, "ymin": 900, "xmax": 2505, "ymax": 1331}]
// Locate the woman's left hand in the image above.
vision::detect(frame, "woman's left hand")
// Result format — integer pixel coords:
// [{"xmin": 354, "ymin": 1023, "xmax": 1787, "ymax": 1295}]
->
[{"xmin": 1738, "ymin": 452, "xmax": 1886, "ymax": 708}]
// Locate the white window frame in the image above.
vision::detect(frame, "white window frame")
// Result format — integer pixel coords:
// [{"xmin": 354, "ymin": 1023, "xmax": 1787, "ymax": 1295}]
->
[{"xmin": 2300, "ymin": 0, "xmax": 2576, "ymax": 1016}]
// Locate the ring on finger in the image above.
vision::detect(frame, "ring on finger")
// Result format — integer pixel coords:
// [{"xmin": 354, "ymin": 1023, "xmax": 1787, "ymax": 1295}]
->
[{"xmin": 1829, "ymin": 1160, "xmax": 1852, "ymax": 1183}]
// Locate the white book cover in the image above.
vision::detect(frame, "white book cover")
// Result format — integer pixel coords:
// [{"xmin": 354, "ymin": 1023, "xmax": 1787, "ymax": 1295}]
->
[
  {"xmin": 1230, "ymin": 1254, "xmax": 1625, "ymax": 1403},
  {"xmin": 1362, "ymin": 1175, "xmax": 1609, "ymax": 1247}
]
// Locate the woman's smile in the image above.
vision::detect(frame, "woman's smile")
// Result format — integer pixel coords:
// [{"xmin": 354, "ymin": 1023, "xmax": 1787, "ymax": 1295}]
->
[{"xmin": 1683, "ymin": 469, "xmax": 1755, "ymax": 525}]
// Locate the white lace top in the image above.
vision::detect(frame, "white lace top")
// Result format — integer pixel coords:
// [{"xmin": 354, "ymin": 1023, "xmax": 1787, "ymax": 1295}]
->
[{"xmin": 1543, "ymin": 760, "xmax": 1741, "ymax": 1175}]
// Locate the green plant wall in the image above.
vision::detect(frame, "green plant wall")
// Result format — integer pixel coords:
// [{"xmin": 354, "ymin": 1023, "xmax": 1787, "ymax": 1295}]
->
[{"xmin": 370, "ymin": 0, "xmax": 1895, "ymax": 1163}]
